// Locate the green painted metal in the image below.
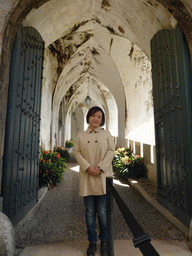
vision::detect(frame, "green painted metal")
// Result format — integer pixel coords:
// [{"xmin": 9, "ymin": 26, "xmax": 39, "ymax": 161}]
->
[
  {"xmin": 151, "ymin": 26, "xmax": 192, "ymax": 227},
  {"xmin": 2, "ymin": 25, "xmax": 44, "ymax": 226}
]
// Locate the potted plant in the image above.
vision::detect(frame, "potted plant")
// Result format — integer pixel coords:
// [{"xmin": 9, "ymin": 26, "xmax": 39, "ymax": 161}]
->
[
  {"xmin": 112, "ymin": 147, "xmax": 148, "ymax": 180},
  {"xmin": 54, "ymin": 146, "xmax": 70, "ymax": 162},
  {"xmin": 39, "ymin": 150, "xmax": 67, "ymax": 189},
  {"xmin": 65, "ymin": 140, "xmax": 74, "ymax": 153}
]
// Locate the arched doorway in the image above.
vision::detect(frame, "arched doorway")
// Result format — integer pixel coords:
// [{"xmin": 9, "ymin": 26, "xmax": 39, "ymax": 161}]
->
[{"xmin": 1, "ymin": 0, "xmax": 192, "ymax": 230}]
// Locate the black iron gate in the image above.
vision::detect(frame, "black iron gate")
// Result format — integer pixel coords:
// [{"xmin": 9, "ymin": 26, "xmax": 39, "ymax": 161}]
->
[
  {"xmin": 2, "ymin": 25, "xmax": 44, "ymax": 226},
  {"xmin": 151, "ymin": 26, "xmax": 192, "ymax": 227}
]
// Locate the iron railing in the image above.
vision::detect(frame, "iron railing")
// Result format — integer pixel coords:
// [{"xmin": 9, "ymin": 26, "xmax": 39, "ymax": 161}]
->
[{"xmin": 106, "ymin": 177, "xmax": 160, "ymax": 256}]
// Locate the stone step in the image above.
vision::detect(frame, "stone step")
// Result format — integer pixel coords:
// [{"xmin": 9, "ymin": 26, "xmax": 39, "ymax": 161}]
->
[{"xmin": 20, "ymin": 239, "xmax": 191, "ymax": 255}]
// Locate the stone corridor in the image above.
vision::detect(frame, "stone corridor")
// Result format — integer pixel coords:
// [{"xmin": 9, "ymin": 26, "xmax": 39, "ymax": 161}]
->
[{"xmin": 15, "ymin": 161, "xmax": 187, "ymax": 253}]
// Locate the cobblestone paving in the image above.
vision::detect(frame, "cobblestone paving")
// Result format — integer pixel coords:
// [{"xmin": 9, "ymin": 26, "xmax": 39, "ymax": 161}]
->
[{"xmin": 15, "ymin": 162, "xmax": 187, "ymax": 249}]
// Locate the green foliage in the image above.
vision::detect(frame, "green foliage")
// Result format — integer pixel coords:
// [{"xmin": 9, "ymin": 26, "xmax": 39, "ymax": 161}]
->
[
  {"xmin": 39, "ymin": 150, "xmax": 67, "ymax": 189},
  {"xmin": 54, "ymin": 146, "xmax": 70, "ymax": 162},
  {"xmin": 65, "ymin": 140, "xmax": 74, "ymax": 148},
  {"xmin": 112, "ymin": 147, "xmax": 148, "ymax": 180}
]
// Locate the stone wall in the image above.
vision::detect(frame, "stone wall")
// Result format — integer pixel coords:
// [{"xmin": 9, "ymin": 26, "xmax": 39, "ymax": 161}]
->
[{"xmin": 40, "ymin": 47, "xmax": 58, "ymax": 150}]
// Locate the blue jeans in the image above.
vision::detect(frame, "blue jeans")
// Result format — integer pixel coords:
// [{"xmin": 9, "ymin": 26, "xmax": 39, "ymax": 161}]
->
[{"xmin": 84, "ymin": 195, "xmax": 107, "ymax": 243}]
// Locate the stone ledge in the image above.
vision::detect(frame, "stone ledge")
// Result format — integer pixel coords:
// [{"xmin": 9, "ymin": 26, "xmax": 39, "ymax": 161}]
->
[
  {"xmin": 128, "ymin": 178, "xmax": 189, "ymax": 239},
  {"xmin": 15, "ymin": 186, "xmax": 48, "ymax": 233},
  {"xmin": 38, "ymin": 186, "xmax": 48, "ymax": 204}
]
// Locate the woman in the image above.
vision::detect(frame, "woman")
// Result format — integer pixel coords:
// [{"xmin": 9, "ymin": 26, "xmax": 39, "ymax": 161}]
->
[{"xmin": 74, "ymin": 106, "xmax": 115, "ymax": 256}]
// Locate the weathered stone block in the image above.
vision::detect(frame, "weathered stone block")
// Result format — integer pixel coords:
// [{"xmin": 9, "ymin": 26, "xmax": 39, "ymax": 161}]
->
[
  {"xmin": 135, "ymin": 141, "xmax": 140, "ymax": 155},
  {"xmin": 189, "ymin": 219, "xmax": 192, "ymax": 250},
  {"xmin": 129, "ymin": 140, "xmax": 133, "ymax": 152},
  {"xmin": 143, "ymin": 143, "xmax": 151, "ymax": 164},
  {"xmin": 0, "ymin": 212, "xmax": 15, "ymax": 256},
  {"xmin": 0, "ymin": 0, "xmax": 18, "ymax": 13},
  {"xmin": 0, "ymin": 8, "xmax": 8, "ymax": 40},
  {"xmin": 146, "ymin": 163, "xmax": 156, "ymax": 184}
]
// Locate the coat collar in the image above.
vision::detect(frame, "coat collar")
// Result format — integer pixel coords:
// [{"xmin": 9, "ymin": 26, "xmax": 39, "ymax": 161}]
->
[{"xmin": 86, "ymin": 126, "xmax": 101, "ymax": 133}]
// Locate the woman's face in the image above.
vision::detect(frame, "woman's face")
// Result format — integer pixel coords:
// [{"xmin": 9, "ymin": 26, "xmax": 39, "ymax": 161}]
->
[{"xmin": 89, "ymin": 111, "xmax": 103, "ymax": 129}]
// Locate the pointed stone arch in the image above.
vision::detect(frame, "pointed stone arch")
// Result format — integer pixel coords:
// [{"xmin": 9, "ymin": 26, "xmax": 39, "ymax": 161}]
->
[
  {"xmin": 63, "ymin": 79, "xmax": 118, "ymax": 143},
  {"xmin": 51, "ymin": 37, "xmax": 125, "ymax": 147}
]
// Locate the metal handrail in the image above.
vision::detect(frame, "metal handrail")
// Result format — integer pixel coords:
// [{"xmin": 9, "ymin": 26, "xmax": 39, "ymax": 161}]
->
[{"xmin": 106, "ymin": 177, "xmax": 160, "ymax": 256}]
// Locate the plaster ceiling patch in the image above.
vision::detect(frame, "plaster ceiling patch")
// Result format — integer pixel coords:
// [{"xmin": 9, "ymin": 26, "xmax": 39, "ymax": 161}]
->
[{"xmin": 22, "ymin": 0, "xmax": 177, "ymax": 56}]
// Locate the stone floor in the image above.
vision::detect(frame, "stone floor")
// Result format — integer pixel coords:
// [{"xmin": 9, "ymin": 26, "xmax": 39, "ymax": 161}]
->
[{"xmin": 15, "ymin": 160, "xmax": 189, "ymax": 255}]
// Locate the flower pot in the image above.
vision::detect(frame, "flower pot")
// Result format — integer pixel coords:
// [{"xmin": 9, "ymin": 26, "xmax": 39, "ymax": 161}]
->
[{"xmin": 68, "ymin": 147, "xmax": 73, "ymax": 153}]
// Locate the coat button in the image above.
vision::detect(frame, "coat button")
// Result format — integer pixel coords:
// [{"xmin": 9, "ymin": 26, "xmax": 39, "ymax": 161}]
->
[
  {"xmin": 95, "ymin": 140, "xmax": 97, "ymax": 143},
  {"xmin": 87, "ymin": 141, "xmax": 90, "ymax": 143}
]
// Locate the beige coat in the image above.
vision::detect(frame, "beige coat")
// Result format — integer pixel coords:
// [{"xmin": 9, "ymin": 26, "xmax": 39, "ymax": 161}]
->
[{"xmin": 74, "ymin": 127, "xmax": 115, "ymax": 197}]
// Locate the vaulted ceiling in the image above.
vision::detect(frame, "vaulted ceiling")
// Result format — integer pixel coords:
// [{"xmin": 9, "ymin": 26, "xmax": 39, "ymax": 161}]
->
[
  {"xmin": 22, "ymin": 0, "xmax": 177, "ymax": 107},
  {"xmin": 23, "ymin": 0, "xmax": 177, "ymax": 54},
  {"xmin": 21, "ymin": 0, "xmax": 181, "ymax": 145}
]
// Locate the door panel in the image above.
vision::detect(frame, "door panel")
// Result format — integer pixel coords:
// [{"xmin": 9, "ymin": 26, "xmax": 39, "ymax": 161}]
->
[
  {"xmin": 2, "ymin": 25, "xmax": 44, "ymax": 226},
  {"xmin": 151, "ymin": 26, "xmax": 192, "ymax": 227}
]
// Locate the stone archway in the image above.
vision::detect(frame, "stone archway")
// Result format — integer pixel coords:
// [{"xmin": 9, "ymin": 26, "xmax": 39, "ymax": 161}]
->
[
  {"xmin": 50, "ymin": 35, "xmax": 126, "ymax": 148},
  {"xmin": 62, "ymin": 80, "xmax": 118, "ymax": 143},
  {"xmin": 0, "ymin": 0, "xmax": 185, "ymax": 192},
  {"xmin": 1, "ymin": 3, "xmax": 192, "ymax": 253},
  {"xmin": 1, "ymin": 0, "xmax": 192, "ymax": 156}
]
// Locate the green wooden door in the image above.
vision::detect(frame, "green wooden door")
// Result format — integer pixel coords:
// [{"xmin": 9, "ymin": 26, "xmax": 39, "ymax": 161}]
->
[
  {"xmin": 2, "ymin": 25, "xmax": 44, "ymax": 226},
  {"xmin": 151, "ymin": 26, "xmax": 192, "ymax": 227}
]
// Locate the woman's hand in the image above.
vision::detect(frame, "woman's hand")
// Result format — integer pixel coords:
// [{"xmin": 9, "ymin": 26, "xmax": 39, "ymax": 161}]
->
[{"xmin": 87, "ymin": 166, "xmax": 101, "ymax": 176}]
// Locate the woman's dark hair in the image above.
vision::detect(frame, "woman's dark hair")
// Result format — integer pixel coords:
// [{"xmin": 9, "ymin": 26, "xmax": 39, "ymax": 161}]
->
[{"xmin": 86, "ymin": 106, "xmax": 105, "ymax": 127}]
